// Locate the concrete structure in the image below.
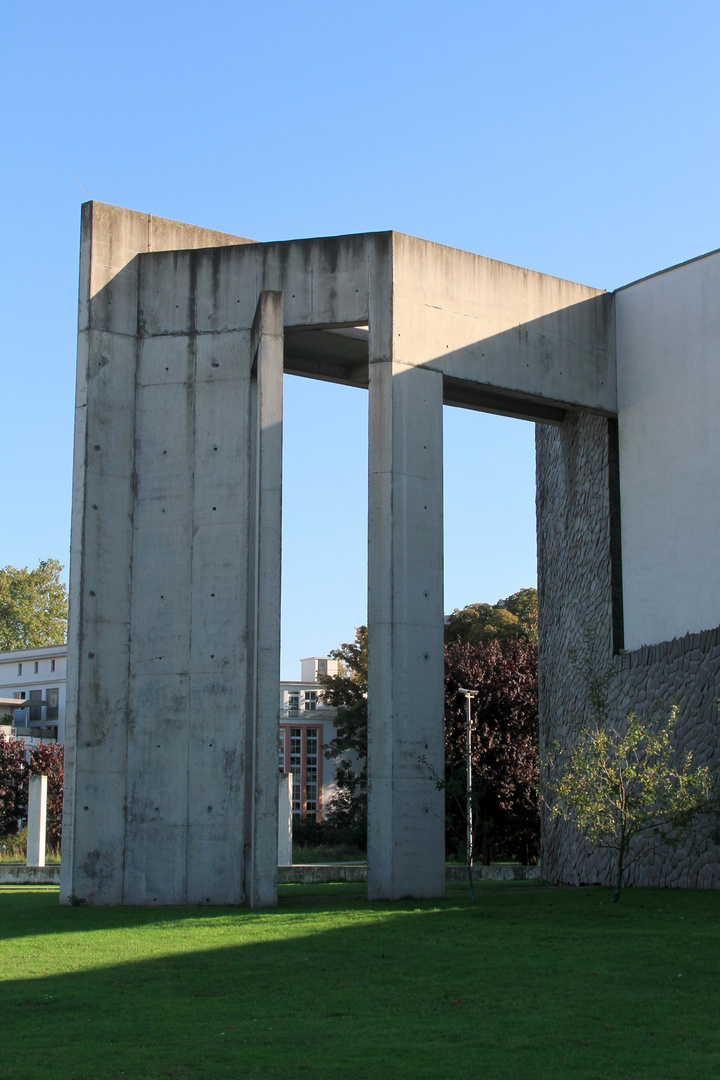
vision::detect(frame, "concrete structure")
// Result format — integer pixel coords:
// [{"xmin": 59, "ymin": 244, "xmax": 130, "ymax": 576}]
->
[
  {"xmin": 1, "ymin": 644, "xmax": 341, "ymax": 818},
  {"xmin": 278, "ymin": 773, "xmax": 292, "ymax": 867},
  {"xmin": 539, "ymin": 249, "xmax": 720, "ymax": 890},
  {"xmin": 27, "ymin": 774, "xmax": 48, "ymax": 868},
  {"xmin": 64, "ymin": 202, "xmax": 720, "ymax": 906}
]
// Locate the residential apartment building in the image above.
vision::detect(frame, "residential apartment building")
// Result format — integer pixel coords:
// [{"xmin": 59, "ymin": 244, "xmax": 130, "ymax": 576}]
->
[
  {"xmin": 279, "ymin": 656, "xmax": 341, "ymax": 821},
  {"xmin": 0, "ymin": 644, "xmax": 67, "ymax": 746}
]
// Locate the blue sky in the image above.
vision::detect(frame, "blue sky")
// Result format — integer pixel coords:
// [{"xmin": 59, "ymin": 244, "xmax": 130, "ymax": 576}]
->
[{"xmin": 2, "ymin": 1, "xmax": 719, "ymax": 676}]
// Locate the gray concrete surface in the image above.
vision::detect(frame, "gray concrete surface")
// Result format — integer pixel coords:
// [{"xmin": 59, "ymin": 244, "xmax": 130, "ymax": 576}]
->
[
  {"xmin": 67, "ymin": 202, "xmax": 719, "ymax": 906},
  {"xmin": 27, "ymin": 774, "xmax": 47, "ymax": 868}
]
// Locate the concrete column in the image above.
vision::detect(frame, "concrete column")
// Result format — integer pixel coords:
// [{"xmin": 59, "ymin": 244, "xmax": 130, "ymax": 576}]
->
[
  {"xmin": 245, "ymin": 291, "xmax": 284, "ymax": 907},
  {"xmin": 367, "ymin": 348, "xmax": 446, "ymax": 899},
  {"xmin": 27, "ymin": 775, "xmax": 48, "ymax": 868},
  {"xmin": 278, "ymin": 772, "xmax": 293, "ymax": 866}
]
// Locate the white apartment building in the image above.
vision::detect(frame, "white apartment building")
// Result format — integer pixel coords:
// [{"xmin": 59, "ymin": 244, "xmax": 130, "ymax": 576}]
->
[
  {"xmin": 0, "ymin": 644, "xmax": 67, "ymax": 747},
  {"xmin": 0, "ymin": 646, "xmax": 343, "ymax": 821}
]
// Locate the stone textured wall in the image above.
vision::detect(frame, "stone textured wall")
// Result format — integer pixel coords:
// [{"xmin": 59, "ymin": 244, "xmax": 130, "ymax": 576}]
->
[{"xmin": 537, "ymin": 414, "xmax": 720, "ymax": 888}]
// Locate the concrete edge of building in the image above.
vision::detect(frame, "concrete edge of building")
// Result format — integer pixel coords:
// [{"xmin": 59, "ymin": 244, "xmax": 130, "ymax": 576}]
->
[
  {"xmin": 1, "ymin": 863, "xmax": 541, "ymax": 887},
  {"xmin": 0, "ymin": 865, "xmax": 61, "ymax": 885}
]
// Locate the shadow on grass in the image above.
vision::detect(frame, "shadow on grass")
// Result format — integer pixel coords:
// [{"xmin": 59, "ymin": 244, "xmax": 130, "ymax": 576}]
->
[{"xmin": 2, "ymin": 886, "xmax": 720, "ymax": 1080}]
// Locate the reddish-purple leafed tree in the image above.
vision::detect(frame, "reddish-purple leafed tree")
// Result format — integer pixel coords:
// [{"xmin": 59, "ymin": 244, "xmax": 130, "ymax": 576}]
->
[
  {"xmin": 29, "ymin": 743, "xmax": 64, "ymax": 847},
  {"xmin": 444, "ymin": 638, "xmax": 539, "ymax": 864},
  {"xmin": 0, "ymin": 731, "xmax": 28, "ymax": 836}
]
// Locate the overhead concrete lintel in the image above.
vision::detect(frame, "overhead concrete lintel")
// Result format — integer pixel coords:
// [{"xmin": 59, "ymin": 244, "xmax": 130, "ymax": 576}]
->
[{"xmin": 132, "ymin": 226, "xmax": 615, "ymax": 414}]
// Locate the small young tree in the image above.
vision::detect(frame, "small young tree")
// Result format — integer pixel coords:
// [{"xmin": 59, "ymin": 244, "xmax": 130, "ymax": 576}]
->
[{"xmin": 546, "ymin": 701, "xmax": 715, "ymax": 902}]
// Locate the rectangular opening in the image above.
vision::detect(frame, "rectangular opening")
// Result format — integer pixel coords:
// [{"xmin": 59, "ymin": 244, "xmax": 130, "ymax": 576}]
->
[{"xmin": 443, "ymin": 405, "xmax": 537, "ymax": 617}]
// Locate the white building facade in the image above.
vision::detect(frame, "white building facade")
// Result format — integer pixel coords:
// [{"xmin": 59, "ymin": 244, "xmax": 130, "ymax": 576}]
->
[
  {"xmin": 0, "ymin": 644, "xmax": 67, "ymax": 746},
  {"xmin": 279, "ymin": 657, "xmax": 341, "ymax": 821}
]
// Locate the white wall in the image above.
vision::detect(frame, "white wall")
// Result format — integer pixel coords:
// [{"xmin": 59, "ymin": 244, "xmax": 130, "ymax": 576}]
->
[{"xmin": 617, "ymin": 250, "xmax": 720, "ymax": 650}]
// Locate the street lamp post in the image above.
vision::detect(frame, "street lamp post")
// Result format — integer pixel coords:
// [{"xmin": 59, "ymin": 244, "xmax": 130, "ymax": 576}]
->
[{"xmin": 458, "ymin": 687, "xmax": 478, "ymax": 901}]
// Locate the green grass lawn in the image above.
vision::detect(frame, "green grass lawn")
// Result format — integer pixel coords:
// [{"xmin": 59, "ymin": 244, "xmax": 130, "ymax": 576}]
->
[{"xmin": 1, "ymin": 883, "xmax": 718, "ymax": 1080}]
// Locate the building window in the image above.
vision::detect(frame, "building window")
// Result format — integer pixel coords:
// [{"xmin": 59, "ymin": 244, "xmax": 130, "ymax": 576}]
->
[
  {"xmin": 17, "ymin": 663, "xmax": 22, "ymax": 676},
  {"xmin": 289, "ymin": 728, "xmax": 302, "ymax": 812},
  {"xmin": 47, "ymin": 689, "xmax": 59, "ymax": 723},
  {"xmin": 278, "ymin": 727, "xmax": 286, "ymax": 772},
  {"xmin": 50, "ymin": 659, "xmax": 56, "ymax": 673},
  {"xmin": 304, "ymin": 691, "xmax": 317, "ymax": 711},
  {"xmin": 279, "ymin": 723, "xmax": 323, "ymax": 820},
  {"xmin": 33, "ymin": 661, "xmax": 39, "ymax": 674},
  {"xmin": 305, "ymin": 728, "xmax": 318, "ymax": 814},
  {"xmin": 317, "ymin": 658, "xmax": 328, "ymax": 677},
  {"xmin": 288, "ymin": 692, "xmax": 300, "ymax": 715},
  {"xmin": 28, "ymin": 690, "xmax": 42, "ymax": 725}
]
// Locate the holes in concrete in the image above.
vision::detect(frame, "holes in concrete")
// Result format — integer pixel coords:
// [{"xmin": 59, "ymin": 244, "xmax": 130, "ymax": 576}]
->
[
  {"xmin": 93, "ymin": 444, "xmax": 101, "ymax": 451},
  {"xmin": 87, "ymin": 652, "xmax": 95, "ymax": 659},
  {"xmin": 89, "ymin": 590, "xmax": 95, "ymax": 597}
]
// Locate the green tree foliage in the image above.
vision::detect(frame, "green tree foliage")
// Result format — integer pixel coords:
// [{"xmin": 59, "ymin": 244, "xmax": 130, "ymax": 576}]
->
[
  {"xmin": 445, "ymin": 587, "xmax": 537, "ymax": 647},
  {"xmin": 546, "ymin": 677, "xmax": 716, "ymax": 902},
  {"xmin": 29, "ymin": 742, "xmax": 64, "ymax": 846},
  {"xmin": 317, "ymin": 626, "xmax": 368, "ymax": 846},
  {"xmin": 0, "ymin": 560, "xmax": 68, "ymax": 651},
  {"xmin": 0, "ymin": 732, "xmax": 28, "ymax": 836}
]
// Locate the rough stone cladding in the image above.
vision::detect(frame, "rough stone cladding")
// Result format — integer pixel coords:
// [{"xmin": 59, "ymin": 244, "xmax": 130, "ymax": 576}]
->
[{"xmin": 536, "ymin": 414, "xmax": 720, "ymax": 889}]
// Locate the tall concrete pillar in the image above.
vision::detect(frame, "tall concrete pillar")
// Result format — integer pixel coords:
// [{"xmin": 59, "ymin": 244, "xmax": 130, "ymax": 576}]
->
[
  {"xmin": 27, "ymin": 774, "xmax": 48, "ymax": 868},
  {"xmin": 245, "ymin": 291, "xmax": 284, "ymax": 907},
  {"xmin": 367, "ymin": 344, "xmax": 446, "ymax": 898}
]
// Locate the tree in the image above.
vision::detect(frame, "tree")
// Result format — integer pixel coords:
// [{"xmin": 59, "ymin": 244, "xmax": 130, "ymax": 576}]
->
[
  {"xmin": 445, "ymin": 588, "xmax": 537, "ymax": 648},
  {"xmin": 0, "ymin": 732, "xmax": 28, "ymax": 836},
  {"xmin": 318, "ymin": 626, "xmax": 368, "ymax": 846},
  {"xmin": 545, "ymin": 662, "xmax": 716, "ymax": 902},
  {"xmin": 29, "ymin": 742, "xmax": 64, "ymax": 847},
  {"xmin": 443, "ymin": 638, "xmax": 539, "ymax": 865},
  {"xmin": 320, "ymin": 620, "xmax": 540, "ymax": 865},
  {"xmin": 0, "ymin": 560, "xmax": 68, "ymax": 651}
]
